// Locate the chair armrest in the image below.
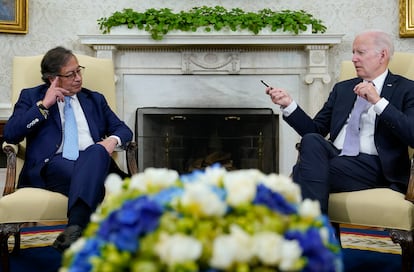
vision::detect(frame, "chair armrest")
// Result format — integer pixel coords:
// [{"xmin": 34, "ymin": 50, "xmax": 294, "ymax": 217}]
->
[
  {"xmin": 405, "ymin": 157, "xmax": 414, "ymax": 202},
  {"xmin": 125, "ymin": 141, "xmax": 138, "ymax": 175},
  {"xmin": 2, "ymin": 142, "xmax": 18, "ymax": 196}
]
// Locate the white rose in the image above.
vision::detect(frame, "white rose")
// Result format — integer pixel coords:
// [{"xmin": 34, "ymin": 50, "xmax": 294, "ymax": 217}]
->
[
  {"xmin": 129, "ymin": 168, "xmax": 179, "ymax": 192},
  {"xmin": 298, "ymin": 198, "xmax": 321, "ymax": 219},
  {"xmin": 223, "ymin": 170, "xmax": 259, "ymax": 207},
  {"xmin": 181, "ymin": 182, "xmax": 226, "ymax": 217},
  {"xmin": 155, "ymin": 233, "xmax": 202, "ymax": 266},
  {"xmin": 252, "ymin": 231, "xmax": 283, "ymax": 265},
  {"xmin": 199, "ymin": 165, "xmax": 227, "ymax": 186},
  {"xmin": 129, "ymin": 173, "xmax": 147, "ymax": 192},
  {"xmin": 279, "ymin": 240, "xmax": 303, "ymax": 271},
  {"xmin": 210, "ymin": 235, "xmax": 238, "ymax": 269},
  {"xmin": 104, "ymin": 173, "xmax": 123, "ymax": 194},
  {"xmin": 261, "ymin": 174, "xmax": 302, "ymax": 204},
  {"xmin": 229, "ymin": 224, "xmax": 254, "ymax": 262}
]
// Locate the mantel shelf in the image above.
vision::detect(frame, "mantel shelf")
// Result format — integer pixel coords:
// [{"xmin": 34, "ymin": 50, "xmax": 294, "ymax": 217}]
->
[{"xmin": 78, "ymin": 33, "xmax": 344, "ymax": 48}]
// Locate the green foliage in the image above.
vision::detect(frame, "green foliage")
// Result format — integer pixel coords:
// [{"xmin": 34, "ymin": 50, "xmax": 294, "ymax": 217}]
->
[{"xmin": 97, "ymin": 6, "xmax": 327, "ymax": 40}]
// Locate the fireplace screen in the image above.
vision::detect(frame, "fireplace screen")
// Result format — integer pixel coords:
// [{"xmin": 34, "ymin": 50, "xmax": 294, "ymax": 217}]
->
[{"xmin": 135, "ymin": 107, "xmax": 278, "ymax": 174}]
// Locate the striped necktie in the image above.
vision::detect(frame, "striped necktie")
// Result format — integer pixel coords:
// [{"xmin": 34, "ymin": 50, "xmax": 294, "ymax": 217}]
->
[{"xmin": 62, "ymin": 96, "xmax": 79, "ymax": 160}]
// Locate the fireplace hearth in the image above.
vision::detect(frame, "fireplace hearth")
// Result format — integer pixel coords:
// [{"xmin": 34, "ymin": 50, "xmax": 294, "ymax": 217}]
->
[{"xmin": 136, "ymin": 107, "xmax": 278, "ymax": 174}]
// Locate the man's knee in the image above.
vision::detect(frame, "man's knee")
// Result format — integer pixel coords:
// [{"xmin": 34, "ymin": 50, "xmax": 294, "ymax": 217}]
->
[
  {"xmin": 300, "ymin": 133, "xmax": 326, "ymax": 151},
  {"xmin": 80, "ymin": 144, "xmax": 111, "ymax": 166}
]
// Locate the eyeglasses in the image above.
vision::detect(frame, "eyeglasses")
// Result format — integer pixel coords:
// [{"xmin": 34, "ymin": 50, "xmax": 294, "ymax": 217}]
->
[{"xmin": 56, "ymin": 66, "xmax": 85, "ymax": 80}]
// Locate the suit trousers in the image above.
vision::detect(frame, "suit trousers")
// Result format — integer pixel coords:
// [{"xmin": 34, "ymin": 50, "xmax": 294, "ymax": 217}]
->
[
  {"xmin": 292, "ymin": 133, "xmax": 388, "ymax": 213},
  {"xmin": 41, "ymin": 144, "xmax": 111, "ymax": 213}
]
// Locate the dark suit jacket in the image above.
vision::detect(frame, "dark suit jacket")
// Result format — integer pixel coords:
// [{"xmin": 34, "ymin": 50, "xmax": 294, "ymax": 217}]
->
[
  {"xmin": 284, "ymin": 71, "xmax": 414, "ymax": 190},
  {"xmin": 3, "ymin": 84, "xmax": 133, "ymax": 188}
]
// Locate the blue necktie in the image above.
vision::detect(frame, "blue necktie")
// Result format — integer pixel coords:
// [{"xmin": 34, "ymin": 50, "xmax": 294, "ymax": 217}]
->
[
  {"xmin": 340, "ymin": 95, "xmax": 370, "ymax": 156},
  {"xmin": 62, "ymin": 96, "xmax": 79, "ymax": 160}
]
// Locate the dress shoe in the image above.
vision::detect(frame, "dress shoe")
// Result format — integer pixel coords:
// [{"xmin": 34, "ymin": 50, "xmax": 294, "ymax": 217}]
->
[{"xmin": 52, "ymin": 225, "xmax": 83, "ymax": 253}]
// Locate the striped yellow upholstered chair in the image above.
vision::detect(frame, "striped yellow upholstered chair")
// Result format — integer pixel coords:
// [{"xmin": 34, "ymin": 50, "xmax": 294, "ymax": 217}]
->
[
  {"xmin": 0, "ymin": 54, "xmax": 137, "ymax": 272},
  {"xmin": 328, "ymin": 52, "xmax": 414, "ymax": 272}
]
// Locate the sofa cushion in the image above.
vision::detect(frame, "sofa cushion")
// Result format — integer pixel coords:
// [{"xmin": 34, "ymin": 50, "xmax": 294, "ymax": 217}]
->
[
  {"xmin": 0, "ymin": 188, "xmax": 67, "ymax": 223},
  {"xmin": 328, "ymin": 188, "xmax": 414, "ymax": 230}
]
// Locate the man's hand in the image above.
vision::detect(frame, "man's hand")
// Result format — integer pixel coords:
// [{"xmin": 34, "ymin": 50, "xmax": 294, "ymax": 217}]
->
[
  {"xmin": 353, "ymin": 81, "xmax": 381, "ymax": 104},
  {"xmin": 42, "ymin": 77, "xmax": 71, "ymax": 108},
  {"xmin": 265, "ymin": 86, "xmax": 293, "ymax": 108},
  {"xmin": 98, "ymin": 137, "xmax": 118, "ymax": 155}
]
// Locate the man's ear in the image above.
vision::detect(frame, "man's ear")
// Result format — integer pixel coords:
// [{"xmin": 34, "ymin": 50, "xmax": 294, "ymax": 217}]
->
[{"xmin": 380, "ymin": 49, "xmax": 389, "ymax": 64}]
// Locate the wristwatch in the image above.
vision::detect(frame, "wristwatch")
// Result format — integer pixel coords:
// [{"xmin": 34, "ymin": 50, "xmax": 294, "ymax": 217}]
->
[{"xmin": 36, "ymin": 100, "xmax": 49, "ymax": 119}]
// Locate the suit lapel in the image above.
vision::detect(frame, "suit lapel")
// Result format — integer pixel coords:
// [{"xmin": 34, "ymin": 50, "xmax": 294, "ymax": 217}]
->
[{"xmin": 380, "ymin": 72, "xmax": 397, "ymax": 101}]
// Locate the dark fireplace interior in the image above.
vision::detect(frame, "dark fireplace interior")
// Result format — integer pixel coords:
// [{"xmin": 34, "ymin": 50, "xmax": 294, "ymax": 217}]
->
[{"xmin": 135, "ymin": 107, "xmax": 279, "ymax": 174}]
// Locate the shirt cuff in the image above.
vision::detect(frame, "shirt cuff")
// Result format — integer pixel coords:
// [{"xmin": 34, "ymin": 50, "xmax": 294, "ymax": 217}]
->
[
  {"xmin": 109, "ymin": 135, "xmax": 122, "ymax": 147},
  {"xmin": 373, "ymin": 97, "xmax": 389, "ymax": 115},
  {"xmin": 281, "ymin": 101, "xmax": 298, "ymax": 117}
]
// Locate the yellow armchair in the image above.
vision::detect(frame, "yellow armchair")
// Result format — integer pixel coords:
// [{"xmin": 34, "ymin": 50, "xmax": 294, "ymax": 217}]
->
[
  {"xmin": 329, "ymin": 52, "xmax": 414, "ymax": 272},
  {"xmin": 0, "ymin": 54, "xmax": 137, "ymax": 272}
]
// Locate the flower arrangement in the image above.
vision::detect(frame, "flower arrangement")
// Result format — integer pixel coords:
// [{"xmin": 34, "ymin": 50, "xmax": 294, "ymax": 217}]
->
[
  {"xmin": 60, "ymin": 164, "xmax": 342, "ymax": 272},
  {"xmin": 97, "ymin": 6, "xmax": 327, "ymax": 40}
]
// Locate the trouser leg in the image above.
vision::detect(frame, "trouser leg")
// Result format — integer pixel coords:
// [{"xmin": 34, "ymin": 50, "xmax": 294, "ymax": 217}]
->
[{"xmin": 292, "ymin": 133, "xmax": 339, "ymax": 214}]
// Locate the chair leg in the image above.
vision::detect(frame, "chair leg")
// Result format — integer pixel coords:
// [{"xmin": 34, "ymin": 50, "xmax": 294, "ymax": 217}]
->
[
  {"xmin": 0, "ymin": 223, "xmax": 24, "ymax": 272},
  {"xmin": 389, "ymin": 229, "xmax": 414, "ymax": 272},
  {"xmin": 11, "ymin": 231, "xmax": 21, "ymax": 254},
  {"xmin": 1, "ymin": 233, "xmax": 10, "ymax": 272}
]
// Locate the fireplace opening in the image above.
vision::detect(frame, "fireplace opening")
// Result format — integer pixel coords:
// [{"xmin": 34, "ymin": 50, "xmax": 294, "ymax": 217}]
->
[{"xmin": 135, "ymin": 107, "xmax": 279, "ymax": 174}]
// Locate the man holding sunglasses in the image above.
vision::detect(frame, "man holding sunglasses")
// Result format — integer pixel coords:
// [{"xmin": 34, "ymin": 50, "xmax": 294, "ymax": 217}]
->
[{"xmin": 3, "ymin": 46, "xmax": 133, "ymax": 252}]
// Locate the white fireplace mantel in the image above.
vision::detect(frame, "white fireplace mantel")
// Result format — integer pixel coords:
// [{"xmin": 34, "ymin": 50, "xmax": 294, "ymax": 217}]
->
[
  {"xmin": 78, "ymin": 33, "xmax": 343, "ymax": 48},
  {"xmin": 79, "ymin": 33, "xmax": 344, "ymax": 175}
]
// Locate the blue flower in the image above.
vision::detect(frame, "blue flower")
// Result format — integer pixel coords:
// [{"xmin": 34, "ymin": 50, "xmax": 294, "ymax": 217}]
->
[
  {"xmin": 253, "ymin": 184, "xmax": 297, "ymax": 215},
  {"xmin": 180, "ymin": 169, "xmax": 205, "ymax": 183},
  {"xmin": 97, "ymin": 196, "xmax": 163, "ymax": 252},
  {"xmin": 152, "ymin": 187, "xmax": 184, "ymax": 207},
  {"xmin": 69, "ymin": 238, "xmax": 103, "ymax": 272},
  {"xmin": 285, "ymin": 228, "xmax": 339, "ymax": 272}
]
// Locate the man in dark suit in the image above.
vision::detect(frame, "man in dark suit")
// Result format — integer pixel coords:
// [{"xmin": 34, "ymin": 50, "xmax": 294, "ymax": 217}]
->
[
  {"xmin": 265, "ymin": 30, "xmax": 414, "ymax": 214},
  {"xmin": 3, "ymin": 46, "xmax": 133, "ymax": 251}
]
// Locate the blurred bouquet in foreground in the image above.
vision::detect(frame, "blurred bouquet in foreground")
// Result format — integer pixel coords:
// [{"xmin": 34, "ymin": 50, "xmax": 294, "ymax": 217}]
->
[{"xmin": 60, "ymin": 165, "xmax": 342, "ymax": 272}]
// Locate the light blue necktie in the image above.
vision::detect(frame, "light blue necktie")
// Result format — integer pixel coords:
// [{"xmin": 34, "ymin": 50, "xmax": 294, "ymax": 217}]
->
[
  {"xmin": 62, "ymin": 96, "xmax": 79, "ymax": 160},
  {"xmin": 340, "ymin": 95, "xmax": 370, "ymax": 156}
]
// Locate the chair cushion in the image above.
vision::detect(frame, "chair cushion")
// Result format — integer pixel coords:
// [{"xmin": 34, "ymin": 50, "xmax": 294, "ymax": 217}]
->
[
  {"xmin": 0, "ymin": 188, "xmax": 68, "ymax": 223},
  {"xmin": 328, "ymin": 188, "xmax": 414, "ymax": 230}
]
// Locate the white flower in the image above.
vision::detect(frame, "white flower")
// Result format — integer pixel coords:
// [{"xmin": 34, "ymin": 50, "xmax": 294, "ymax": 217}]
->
[
  {"xmin": 261, "ymin": 173, "xmax": 302, "ymax": 204},
  {"xmin": 229, "ymin": 224, "xmax": 254, "ymax": 262},
  {"xmin": 298, "ymin": 198, "xmax": 321, "ymax": 219},
  {"xmin": 210, "ymin": 224, "xmax": 254, "ymax": 269},
  {"xmin": 68, "ymin": 237, "xmax": 86, "ymax": 253},
  {"xmin": 198, "ymin": 165, "xmax": 227, "ymax": 186},
  {"xmin": 155, "ymin": 233, "xmax": 202, "ymax": 266},
  {"xmin": 279, "ymin": 240, "xmax": 303, "ymax": 271},
  {"xmin": 180, "ymin": 182, "xmax": 226, "ymax": 217},
  {"xmin": 210, "ymin": 235, "xmax": 238, "ymax": 269},
  {"xmin": 252, "ymin": 232, "xmax": 283, "ymax": 265},
  {"xmin": 223, "ymin": 170, "xmax": 260, "ymax": 207},
  {"xmin": 104, "ymin": 173, "xmax": 123, "ymax": 194},
  {"xmin": 129, "ymin": 168, "xmax": 179, "ymax": 192}
]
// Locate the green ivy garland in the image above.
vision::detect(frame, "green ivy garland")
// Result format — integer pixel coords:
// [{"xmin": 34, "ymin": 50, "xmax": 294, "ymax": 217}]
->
[{"xmin": 98, "ymin": 6, "xmax": 327, "ymax": 40}]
